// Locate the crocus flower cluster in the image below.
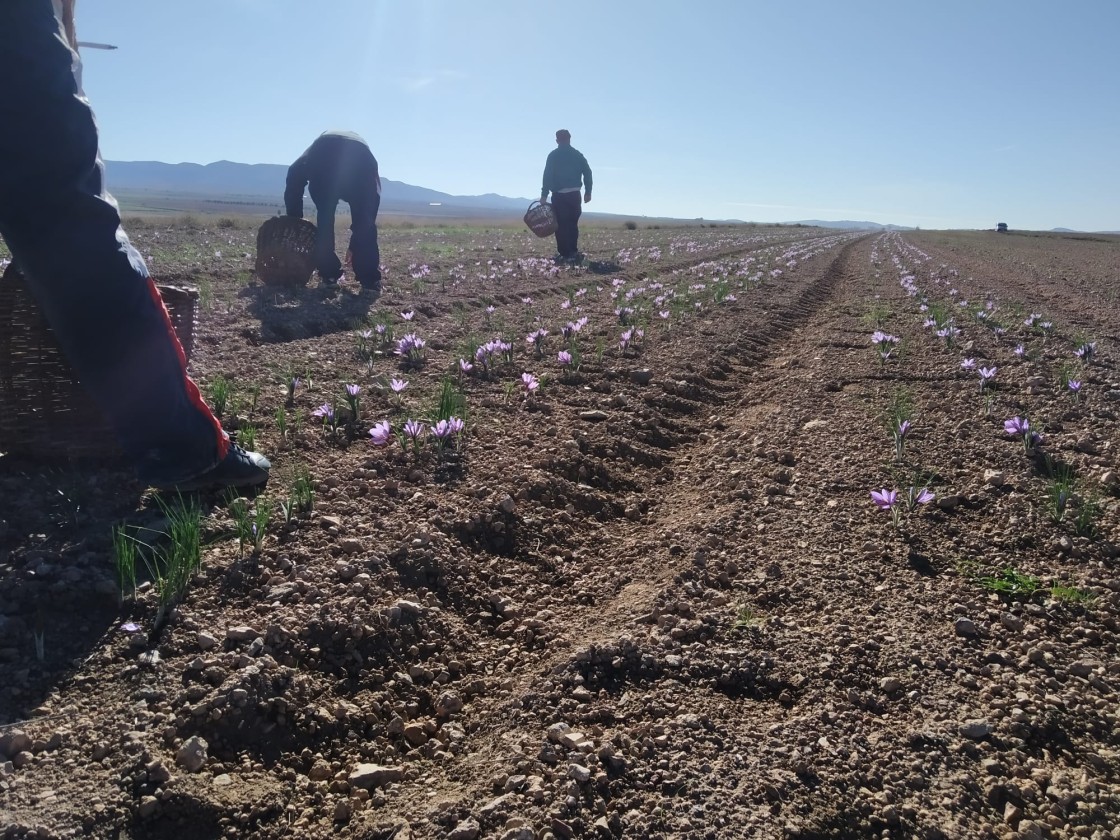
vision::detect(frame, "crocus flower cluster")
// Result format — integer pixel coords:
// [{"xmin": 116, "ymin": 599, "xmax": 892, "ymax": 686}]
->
[
  {"xmin": 935, "ymin": 323, "xmax": 961, "ymax": 348},
  {"xmin": 978, "ymin": 366, "xmax": 998, "ymax": 392},
  {"xmin": 871, "ymin": 485, "xmax": 934, "ymax": 528},
  {"xmin": 395, "ymin": 333, "xmax": 426, "ymax": 367},
  {"xmin": 561, "ymin": 317, "xmax": 589, "ymax": 342},
  {"xmin": 526, "ymin": 328, "xmax": 549, "ymax": 357},
  {"xmin": 312, "ymin": 402, "xmax": 342, "ymax": 434},
  {"xmin": 474, "ymin": 338, "xmax": 514, "ymax": 374},
  {"xmin": 1003, "ymin": 416, "xmax": 1042, "ymax": 453},
  {"xmin": 369, "ymin": 416, "xmax": 465, "ymax": 454},
  {"xmin": 1074, "ymin": 342, "xmax": 1097, "ymax": 364},
  {"xmin": 871, "ymin": 330, "xmax": 900, "ymax": 363}
]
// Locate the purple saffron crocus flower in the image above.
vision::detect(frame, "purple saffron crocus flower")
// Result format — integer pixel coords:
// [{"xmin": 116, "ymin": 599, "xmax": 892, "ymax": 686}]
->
[
  {"xmin": 1014, "ymin": 344, "xmax": 1026, "ymax": 358},
  {"xmin": 369, "ymin": 420, "xmax": 392, "ymax": 446},
  {"xmin": 459, "ymin": 358, "xmax": 473, "ymax": 374},
  {"xmin": 910, "ymin": 487, "xmax": 935, "ymax": 506},
  {"xmin": 400, "ymin": 310, "xmax": 415, "ymax": 321},
  {"xmin": 390, "ymin": 378, "xmax": 408, "ymax": 394},
  {"xmin": 403, "ymin": 419, "xmax": 425, "ymax": 442},
  {"xmin": 447, "ymin": 416, "xmax": 465, "ymax": 436},
  {"xmin": 1003, "ymin": 416, "xmax": 1030, "ymax": 437},
  {"xmin": 558, "ymin": 350, "xmax": 572, "ymax": 366},
  {"xmin": 960, "ymin": 358, "xmax": 976, "ymax": 370},
  {"xmin": 311, "ymin": 403, "xmax": 334, "ymax": 421},
  {"xmin": 978, "ymin": 366, "xmax": 997, "ymax": 391},
  {"xmin": 430, "ymin": 419, "xmax": 454, "ymax": 440},
  {"xmin": 120, "ymin": 622, "xmax": 141, "ymax": 633},
  {"xmin": 1074, "ymin": 341, "xmax": 1097, "ymax": 362},
  {"xmin": 870, "ymin": 489, "xmax": 898, "ymax": 510},
  {"xmin": 521, "ymin": 372, "xmax": 539, "ymax": 392},
  {"xmin": 346, "ymin": 384, "xmax": 361, "ymax": 398},
  {"xmin": 1068, "ymin": 379, "xmax": 1082, "ymax": 397}
]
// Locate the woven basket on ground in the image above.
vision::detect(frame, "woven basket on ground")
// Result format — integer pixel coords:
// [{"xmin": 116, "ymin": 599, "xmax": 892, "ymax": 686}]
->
[
  {"xmin": 523, "ymin": 201, "xmax": 558, "ymax": 238},
  {"xmin": 255, "ymin": 216, "xmax": 317, "ymax": 286},
  {"xmin": 0, "ymin": 262, "xmax": 199, "ymax": 462}
]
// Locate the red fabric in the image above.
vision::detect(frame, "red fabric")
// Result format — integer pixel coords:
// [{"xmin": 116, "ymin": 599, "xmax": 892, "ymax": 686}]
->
[{"xmin": 143, "ymin": 278, "xmax": 229, "ymax": 459}]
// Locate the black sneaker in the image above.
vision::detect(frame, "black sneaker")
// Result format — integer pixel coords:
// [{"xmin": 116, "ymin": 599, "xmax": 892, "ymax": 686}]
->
[
  {"xmin": 163, "ymin": 444, "xmax": 271, "ymax": 492},
  {"xmin": 358, "ymin": 276, "xmax": 382, "ymax": 297}
]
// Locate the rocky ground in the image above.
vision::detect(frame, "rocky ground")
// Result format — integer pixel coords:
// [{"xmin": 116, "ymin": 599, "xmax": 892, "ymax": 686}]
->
[{"xmin": 1, "ymin": 221, "xmax": 1118, "ymax": 839}]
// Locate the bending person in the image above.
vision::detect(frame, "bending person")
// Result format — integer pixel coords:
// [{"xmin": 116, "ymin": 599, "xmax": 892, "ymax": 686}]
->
[{"xmin": 285, "ymin": 130, "xmax": 383, "ymax": 293}]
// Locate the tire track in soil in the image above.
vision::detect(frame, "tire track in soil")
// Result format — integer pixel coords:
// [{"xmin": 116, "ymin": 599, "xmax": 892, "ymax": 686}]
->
[{"xmin": 511, "ymin": 235, "xmax": 871, "ymax": 683}]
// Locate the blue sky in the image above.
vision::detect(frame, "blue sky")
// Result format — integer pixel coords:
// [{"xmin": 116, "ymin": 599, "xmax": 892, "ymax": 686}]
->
[{"xmin": 73, "ymin": 0, "xmax": 1119, "ymax": 230}]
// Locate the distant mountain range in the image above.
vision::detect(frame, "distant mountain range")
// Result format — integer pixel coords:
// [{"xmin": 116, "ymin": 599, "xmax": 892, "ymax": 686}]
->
[
  {"xmin": 107, "ymin": 161, "xmax": 1115, "ymax": 232},
  {"xmin": 785, "ymin": 219, "xmax": 913, "ymax": 231},
  {"xmin": 104, "ymin": 159, "xmax": 533, "ymax": 214}
]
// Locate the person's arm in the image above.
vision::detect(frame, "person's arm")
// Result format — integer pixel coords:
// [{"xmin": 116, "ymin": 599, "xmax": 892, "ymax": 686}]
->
[
  {"xmin": 582, "ymin": 154, "xmax": 593, "ymax": 203},
  {"xmin": 284, "ymin": 156, "xmax": 308, "ymax": 218}
]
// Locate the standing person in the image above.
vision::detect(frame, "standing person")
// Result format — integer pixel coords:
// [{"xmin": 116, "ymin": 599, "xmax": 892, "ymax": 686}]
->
[
  {"xmin": 284, "ymin": 131, "xmax": 383, "ymax": 293},
  {"xmin": 540, "ymin": 129, "xmax": 593, "ymax": 263},
  {"xmin": 0, "ymin": 0, "xmax": 270, "ymax": 491}
]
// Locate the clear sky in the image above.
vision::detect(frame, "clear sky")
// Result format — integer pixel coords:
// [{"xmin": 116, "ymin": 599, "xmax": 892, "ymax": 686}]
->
[{"xmin": 72, "ymin": 0, "xmax": 1119, "ymax": 231}]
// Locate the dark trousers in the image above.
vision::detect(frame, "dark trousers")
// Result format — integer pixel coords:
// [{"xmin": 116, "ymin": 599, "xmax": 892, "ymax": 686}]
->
[
  {"xmin": 311, "ymin": 190, "xmax": 381, "ymax": 287},
  {"xmin": 552, "ymin": 191, "xmax": 582, "ymax": 258},
  {"xmin": 0, "ymin": 0, "xmax": 227, "ymax": 483}
]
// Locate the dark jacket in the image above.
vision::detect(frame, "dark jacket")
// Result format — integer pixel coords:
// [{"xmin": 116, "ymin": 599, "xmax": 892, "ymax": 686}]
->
[
  {"xmin": 284, "ymin": 131, "xmax": 380, "ymax": 218},
  {"xmin": 542, "ymin": 144, "xmax": 592, "ymax": 198}
]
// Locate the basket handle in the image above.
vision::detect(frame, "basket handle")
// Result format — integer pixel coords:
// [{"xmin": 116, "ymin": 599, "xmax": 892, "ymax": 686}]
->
[{"xmin": 528, "ymin": 200, "xmax": 549, "ymax": 210}]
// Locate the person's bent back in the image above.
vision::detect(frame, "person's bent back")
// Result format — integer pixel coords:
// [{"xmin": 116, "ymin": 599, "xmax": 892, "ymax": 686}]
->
[{"xmin": 285, "ymin": 131, "xmax": 382, "ymax": 291}]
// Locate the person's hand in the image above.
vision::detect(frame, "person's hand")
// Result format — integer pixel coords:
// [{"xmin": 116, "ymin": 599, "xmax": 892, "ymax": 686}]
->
[
  {"xmin": 540, "ymin": 194, "xmax": 548, "ymax": 204},
  {"xmin": 584, "ymin": 192, "xmax": 591, "ymax": 204}
]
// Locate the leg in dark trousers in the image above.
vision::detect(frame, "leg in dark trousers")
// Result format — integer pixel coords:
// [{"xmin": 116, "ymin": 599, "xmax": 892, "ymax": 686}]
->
[
  {"xmin": 552, "ymin": 191, "xmax": 582, "ymax": 258},
  {"xmin": 347, "ymin": 192, "xmax": 381, "ymax": 289},
  {"xmin": 0, "ymin": 0, "xmax": 227, "ymax": 485},
  {"xmin": 310, "ymin": 192, "xmax": 342, "ymax": 281}
]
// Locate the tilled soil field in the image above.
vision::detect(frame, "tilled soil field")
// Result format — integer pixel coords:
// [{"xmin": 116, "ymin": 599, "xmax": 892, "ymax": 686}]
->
[{"xmin": 1, "ymin": 221, "xmax": 1119, "ymax": 840}]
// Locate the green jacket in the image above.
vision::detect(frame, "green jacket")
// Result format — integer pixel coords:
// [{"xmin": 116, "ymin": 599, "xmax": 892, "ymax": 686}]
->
[{"xmin": 542, "ymin": 145, "xmax": 592, "ymax": 198}]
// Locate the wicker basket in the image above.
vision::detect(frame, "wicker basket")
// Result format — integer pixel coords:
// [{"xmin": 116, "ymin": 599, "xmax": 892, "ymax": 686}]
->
[
  {"xmin": 523, "ymin": 201, "xmax": 558, "ymax": 238},
  {"xmin": 255, "ymin": 216, "xmax": 317, "ymax": 286},
  {"xmin": 0, "ymin": 263, "xmax": 199, "ymax": 462}
]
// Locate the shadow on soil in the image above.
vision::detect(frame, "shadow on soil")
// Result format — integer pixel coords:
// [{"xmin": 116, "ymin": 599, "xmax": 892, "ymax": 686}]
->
[
  {"xmin": 0, "ymin": 459, "xmax": 146, "ymax": 723},
  {"xmin": 244, "ymin": 282, "xmax": 379, "ymax": 344}
]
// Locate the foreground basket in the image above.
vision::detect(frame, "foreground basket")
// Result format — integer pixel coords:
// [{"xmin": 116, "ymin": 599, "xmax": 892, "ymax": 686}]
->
[
  {"xmin": 255, "ymin": 216, "xmax": 317, "ymax": 286},
  {"xmin": 523, "ymin": 201, "xmax": 558, "ymax": 238},
  {"xmin": 0, "ymin": 263, "xmax": 198, "ymax": 462}
]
